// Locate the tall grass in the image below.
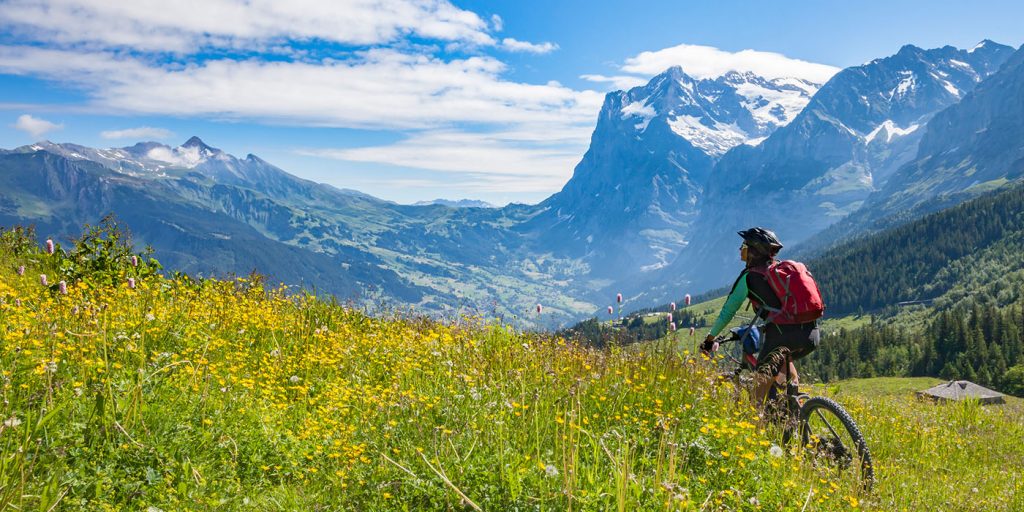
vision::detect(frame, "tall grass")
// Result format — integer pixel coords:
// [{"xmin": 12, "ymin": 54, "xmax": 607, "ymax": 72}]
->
[{"xmin": 0, "ymin": 225, "xmax": 1020, "ymax": 510}]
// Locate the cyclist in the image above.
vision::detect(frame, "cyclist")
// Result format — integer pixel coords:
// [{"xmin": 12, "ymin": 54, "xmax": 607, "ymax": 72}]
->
[{"xmin": 700, "ymin": 227, "xmax": 820, "ymax": 408}]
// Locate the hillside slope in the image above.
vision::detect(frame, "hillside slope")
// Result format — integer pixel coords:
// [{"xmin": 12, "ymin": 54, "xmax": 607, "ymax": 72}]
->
[{"xmin": 2, "ymin": 225, "xmax": 1022, "ymax": 510}]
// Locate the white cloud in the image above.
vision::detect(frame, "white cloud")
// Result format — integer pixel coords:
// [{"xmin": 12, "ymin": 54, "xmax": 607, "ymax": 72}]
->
[
  {"xmin": 501, "ymin": 38, "xmax": 558, "ymax": 54},
  {"xmin": 0, "ymin": 0, "xmax": 496, "ymax": 52},
  {"xmin": 100, "ymin": 126, "xmax": 174, "ymax": 140},
  {"xmin": 12, "ymin": 114, "xmax": 62, "ymax": 138},
  {"xmin": 579, "ymin": 74, "xmax": 648, "ymax": 91},
  {"xmin": 302, "ymin": 129, "xmax": 588, "ymax": 180},
  {"xmin": 0, "ymin": 46, "xmax": 603, "ymax": 131},
  {"xmin": 0, "ymin": 1, "xmax": 593, "ymax": 197},
  {"xmin": 621, "ymin": 43, "xmax": 840, "ymax": 83}
]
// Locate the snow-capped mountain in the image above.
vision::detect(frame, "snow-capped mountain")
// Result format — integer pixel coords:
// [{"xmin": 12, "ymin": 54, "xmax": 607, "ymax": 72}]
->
[
  {"xmin": 12, "ymin": 136, "xmax": 231, "ymax": 177},
  {"xmin": 522, "ymin": 66, "xmax": 822, "ymax": 284},
  {"xmin": 617, "ymin": 66, "xmax": 820, "ymax": 156},
  {"xmin": 657, "ymin": 41, "xmax": 1017, "ymax": 295}
]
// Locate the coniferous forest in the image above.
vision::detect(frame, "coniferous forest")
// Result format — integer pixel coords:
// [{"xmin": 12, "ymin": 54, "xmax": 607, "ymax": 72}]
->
[
  {"xmin": 799, "ymin": 185, "xmax": 1024, "ymax": 394},
  {"xmin": 810, "ymin": 185, "xmax": 1024, "ymax": 316}
]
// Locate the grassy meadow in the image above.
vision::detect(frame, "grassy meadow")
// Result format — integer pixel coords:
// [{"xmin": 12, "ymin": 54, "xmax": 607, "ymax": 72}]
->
[{"xmin": 1, "ymin": 227, "xmax": 1022, "ymax": 510}]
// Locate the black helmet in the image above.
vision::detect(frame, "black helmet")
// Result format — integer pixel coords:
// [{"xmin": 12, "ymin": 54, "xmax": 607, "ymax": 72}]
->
[{"xmin": 738, "ymin": 227, "xmax": 783, "ymax": 256}]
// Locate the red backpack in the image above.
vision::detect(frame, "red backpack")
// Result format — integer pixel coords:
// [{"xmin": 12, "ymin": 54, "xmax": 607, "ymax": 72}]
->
[{"xmin": 748, "ymin": 260, "xmax": 825, "ymax": 325}]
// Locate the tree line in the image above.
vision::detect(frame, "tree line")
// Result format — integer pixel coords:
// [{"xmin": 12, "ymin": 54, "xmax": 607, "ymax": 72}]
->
[
  {"xmin": 810, "ymin": 184, "xmax": 1024, "ymax": 316},
  {"xmin": 802, "ymin": 300, "xmax": 1024, "ymax": 395}
]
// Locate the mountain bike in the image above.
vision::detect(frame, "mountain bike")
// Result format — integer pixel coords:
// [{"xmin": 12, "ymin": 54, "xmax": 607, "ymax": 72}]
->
[{"xmin": 710, "ymin": 326, "xmax": 875, "ymax": 490}]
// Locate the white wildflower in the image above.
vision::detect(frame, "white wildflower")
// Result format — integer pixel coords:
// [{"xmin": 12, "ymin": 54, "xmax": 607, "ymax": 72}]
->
[
  {"xmin": 769, "ymin": 445, "xmax": 784, "ymax": 458},
  {"xmin": 545, "ymin": 464, "xmax": 558, "ymax": 477},
  {"xmin": 3, "ymin": 417, "xmax": 21, "ymax": 428},
  {"xmin": 289, "ymin": 375, "xmax": 300, "ymax": 384}
]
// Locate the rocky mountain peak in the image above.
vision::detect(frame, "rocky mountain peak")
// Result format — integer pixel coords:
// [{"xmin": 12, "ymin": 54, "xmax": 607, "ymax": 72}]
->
[{"xmin": 181, "ymin": 136, "xmax": 217, "ymax": 152}]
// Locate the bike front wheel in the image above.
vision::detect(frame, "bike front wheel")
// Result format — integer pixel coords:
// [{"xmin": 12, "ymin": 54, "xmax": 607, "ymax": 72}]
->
[{"xmin": 798, "ymin": 396, "xmax": 874, "ymax": 490}]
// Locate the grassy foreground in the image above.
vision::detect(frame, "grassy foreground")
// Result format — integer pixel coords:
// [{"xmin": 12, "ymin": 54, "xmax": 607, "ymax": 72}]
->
[{"xmin": 0, "ymin": 229, "xmax": 1022, "ymax": 510}]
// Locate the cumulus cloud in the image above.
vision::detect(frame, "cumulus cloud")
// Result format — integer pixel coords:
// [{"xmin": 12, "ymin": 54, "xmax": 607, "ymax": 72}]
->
[
  {"xmin": 0, "ymin": 0, "xmax": 496, "ymax": 52},
  {"xmin": 0, "ymin": 46, "xmax": 602, "ymax": 131},
  {"xmin": 100, "ymin": 126, "xmax": 174, "ymax": 140},
  {"xmin": 621, "ymin": 43, "xmax": 840, "ymax": 83},
  {"xmin": 12, "ymin": 114, "xmax": 62, "ymax": 138},
  {"xmin": 501, "ymin": 38, "xmax": 558, "ymax": 54}
]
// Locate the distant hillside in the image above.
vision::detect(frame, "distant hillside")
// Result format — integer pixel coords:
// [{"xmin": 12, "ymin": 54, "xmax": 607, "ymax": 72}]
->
[
  {"xmin": 800, "ymin": 184, "xmax": 1024, "ymax": 393},
  {"xmin": 411, "ymin": 199, "xmax": 497, "ymax": 208},
  {"xmin": 812, "ymin": 183, "xmax": 1024, "ymax": 317}
]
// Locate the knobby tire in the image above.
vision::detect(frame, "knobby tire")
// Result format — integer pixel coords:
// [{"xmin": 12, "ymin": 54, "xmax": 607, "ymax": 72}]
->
[{"xmin": 798, "ymin": 396, "xmax": 874, "ymax": 490}]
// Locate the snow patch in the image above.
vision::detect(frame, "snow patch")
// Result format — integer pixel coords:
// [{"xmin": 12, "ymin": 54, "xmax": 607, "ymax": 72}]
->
[
  {"xmin": 864, "ymin": 120, "xmax": 920, "ymax": 144},
  {"xmin": 667, "ymin": 115, "xmax": 748, "ymax": 156},
  {"xmin": 621, "ymin": 100, "xmax": 657, "ymax": 132},
  {"xmin": 895, "ymin": 73, "xmax": 916, "ymax": 97}
]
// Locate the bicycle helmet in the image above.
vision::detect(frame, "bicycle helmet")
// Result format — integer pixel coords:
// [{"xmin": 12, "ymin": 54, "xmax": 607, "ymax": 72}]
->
[{"xmin": 738, "ymin": 227, "xmax": 783, "ymax": 256}]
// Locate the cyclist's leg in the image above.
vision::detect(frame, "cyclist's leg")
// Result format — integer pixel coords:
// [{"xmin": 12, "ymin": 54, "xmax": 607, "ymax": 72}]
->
[{"xmin": 754, "ymin": 345, "xmax": 788, "ymax": 407}]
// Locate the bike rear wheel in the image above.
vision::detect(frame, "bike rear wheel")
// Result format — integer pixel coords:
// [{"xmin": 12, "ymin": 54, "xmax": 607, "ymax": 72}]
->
[{"xmin": 798, "ymin": 396, "xmax": 874, "ymax": 490}]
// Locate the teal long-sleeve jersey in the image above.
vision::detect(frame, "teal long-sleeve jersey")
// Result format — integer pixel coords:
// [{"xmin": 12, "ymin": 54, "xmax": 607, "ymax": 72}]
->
[{"xmin": 707, "ymin": 271, "xmax": 774, "ymax": 337}]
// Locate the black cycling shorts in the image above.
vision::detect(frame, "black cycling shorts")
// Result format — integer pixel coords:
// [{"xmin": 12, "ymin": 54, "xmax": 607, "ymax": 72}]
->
[{"xmin": 756, "ymin": 322, "xmax": 820, "ymax": 378}]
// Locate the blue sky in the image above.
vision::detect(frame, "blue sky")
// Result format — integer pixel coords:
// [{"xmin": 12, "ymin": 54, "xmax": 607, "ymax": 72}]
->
[{"xmin": 0, "ymin": 0, "xmax": 1021, "ymax": 205}]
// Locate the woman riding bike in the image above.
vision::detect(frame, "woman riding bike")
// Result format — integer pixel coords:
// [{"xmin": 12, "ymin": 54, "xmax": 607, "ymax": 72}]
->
[{"xmin": 701, "ymin": 227, "xmax": 820, "ymax": 409}]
